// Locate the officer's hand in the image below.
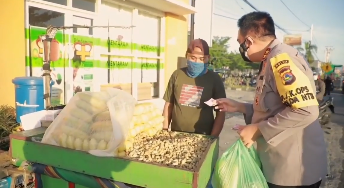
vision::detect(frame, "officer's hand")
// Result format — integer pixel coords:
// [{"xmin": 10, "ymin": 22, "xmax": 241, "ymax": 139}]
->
[
  {"xmin": 215, "ymin": 98, "xmax": 240, "ymax": 112},
  {"xmin": 236, "ymin": 124, "xmax": 261, "ymax": 148}
]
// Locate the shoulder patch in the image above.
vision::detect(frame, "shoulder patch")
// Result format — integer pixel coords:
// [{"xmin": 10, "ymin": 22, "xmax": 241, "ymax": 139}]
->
[{"xmin": 270, "ymin": 53, "xmax": 318, "ymax": 108}]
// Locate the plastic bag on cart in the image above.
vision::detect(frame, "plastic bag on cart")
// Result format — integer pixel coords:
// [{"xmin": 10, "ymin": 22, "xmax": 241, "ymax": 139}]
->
[
  {"xmin": 41, "ymin": 88, "xmax": 137, "ymax": 157},
  {"xmin": 211, "ymin": 139, "xmax": 268, "ymax": 188}
]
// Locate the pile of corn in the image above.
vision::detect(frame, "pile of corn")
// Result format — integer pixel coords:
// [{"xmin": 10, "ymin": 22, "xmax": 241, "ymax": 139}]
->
[
  {"xmin": 52, "ymin": 92, "xmax": 111, "ymax": 151},
  {"xmin": 50, "ymin": 92, "xmax": 163, "ymax": 156},
  {"xmin": 116, "ymin": 103, "xmax": 163, "ymax": 156}
]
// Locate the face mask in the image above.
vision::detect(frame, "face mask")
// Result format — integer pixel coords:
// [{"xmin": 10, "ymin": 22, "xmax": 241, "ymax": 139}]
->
[
  {"xmin": 239, "ymin": 39, "xmax": 252, "ymax": 62},
  {"xmin": 313, "ymin": 75, "xmax": 318, "ymax": 80},
  {"xmin": 186, "ymin": 60, "xmax": 208, "ymax": 78}
]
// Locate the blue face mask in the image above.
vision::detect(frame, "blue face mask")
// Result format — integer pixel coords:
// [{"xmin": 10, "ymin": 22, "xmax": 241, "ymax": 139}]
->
[{"xmin": 186, "ymin": 60, "xmax": 208, "ymax": 78}]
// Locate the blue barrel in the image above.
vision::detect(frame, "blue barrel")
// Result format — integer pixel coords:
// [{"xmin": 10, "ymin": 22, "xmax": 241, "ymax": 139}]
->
[
  {"xmin": 0, "ymin": 177, "xmax": 9, "ymax": 188},
  {"xmin": 12, "ymin": 77, "xmax": 52, "ymax": 123}
]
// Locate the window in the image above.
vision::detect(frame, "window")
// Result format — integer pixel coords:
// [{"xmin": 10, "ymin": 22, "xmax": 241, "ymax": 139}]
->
[
  {"xmin": 73, "ymin": 16, "xmax": 93, "ymax": 35},
  {"xmin": 27, "ymin": 6, "xmax": 66, "ymax": 105},
  {"xmin": 107, "ymin": 6, "xmax": 133, "ymax": 84},
  {"xmin": 29, "ymin": 7, "xmax": 64, "ymax": 27},
  {"xmin": 70, "ymin": 16, "xmax": 95, "ymax": 94},
  {"xmin": 43, "ymin": 0, "xmax": 67, "ymax": 6},
  {"xmin": 136, "ymin": 11, "xmax": 161, "ymax": 98},
  {"xmin": 72, "ymin": 0, "xmax": 96, "ymax": 12}
]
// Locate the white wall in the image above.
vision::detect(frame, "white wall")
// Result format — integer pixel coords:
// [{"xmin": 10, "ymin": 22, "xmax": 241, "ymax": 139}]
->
[{"xmin": 194, "ymin": 0, "xmax": 214, "ymax": 46}]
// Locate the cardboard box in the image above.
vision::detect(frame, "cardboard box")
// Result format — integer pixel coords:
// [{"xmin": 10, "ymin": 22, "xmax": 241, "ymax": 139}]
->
[
  {"xmin": 100, "ymin": 83, "xmax": 154, "ymax": 100},
  {"xmin": 138, "ymin": 83, "xmax": 152, "ymax": 101},
  {"xmin": 20, "ymin": 110, "xmax": 61, "ymax": 130},
  {"xmin": 41, "ymin": 120, "xmax": 53, "ymax": 128},
  {"xmin": 100, "ymin": 84, "xmax": 132, "ymax": 95},
  {"xmin": 43, "ymin": 110, "xmax": 61, "ymax": 121}
]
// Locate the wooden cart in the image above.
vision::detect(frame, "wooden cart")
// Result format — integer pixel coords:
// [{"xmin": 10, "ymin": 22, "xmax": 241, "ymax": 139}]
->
[{"xmin": 10, "ymin": 128, "xmax": 219, "ymax": 188}]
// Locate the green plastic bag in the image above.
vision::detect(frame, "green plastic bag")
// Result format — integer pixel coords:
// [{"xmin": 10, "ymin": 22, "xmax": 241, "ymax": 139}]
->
[{"xmin": 212, "ymin": 139, "xmax": 268, "ymax": 188}]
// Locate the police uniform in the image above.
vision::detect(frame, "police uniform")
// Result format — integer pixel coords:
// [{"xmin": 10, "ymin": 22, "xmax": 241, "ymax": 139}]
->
[
  {"xmin": 243, "ymin": 39, "xmax": 327, "ymax": 186},
  {"xmin": 315, "ymin": 79, "xmax": 326, "ymax": 101}
]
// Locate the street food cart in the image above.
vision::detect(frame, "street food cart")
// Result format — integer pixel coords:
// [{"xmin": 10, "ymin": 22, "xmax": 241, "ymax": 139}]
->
[{"xmin": 10, "ymin": 127, "xmax": 218, "ymax": 188}]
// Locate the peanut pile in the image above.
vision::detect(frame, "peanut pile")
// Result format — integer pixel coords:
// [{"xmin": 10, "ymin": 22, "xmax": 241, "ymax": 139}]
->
[{"xmin": 126, "ymin": 131, "xmax": 213, "ymax": 170}]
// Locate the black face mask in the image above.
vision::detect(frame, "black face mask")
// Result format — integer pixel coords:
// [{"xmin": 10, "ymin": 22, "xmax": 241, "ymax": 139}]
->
[{"xmin": 239, "ymin": 39, "xmax": 252, "ymax": 63}]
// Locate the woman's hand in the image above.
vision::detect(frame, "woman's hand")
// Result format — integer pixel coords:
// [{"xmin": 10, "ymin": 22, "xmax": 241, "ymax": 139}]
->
[{"xmin": 215, "ymin": 98, "xmax": 242, "ymax": 113}]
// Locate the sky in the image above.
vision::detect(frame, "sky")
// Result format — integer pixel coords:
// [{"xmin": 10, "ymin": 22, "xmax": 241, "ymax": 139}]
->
[{"xmin": 210, "ymin": 0, "xmax": 344, "ymax": 65}]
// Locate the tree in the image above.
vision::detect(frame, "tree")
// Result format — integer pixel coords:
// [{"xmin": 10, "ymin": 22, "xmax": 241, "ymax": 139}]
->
[
  {"xmin": 209, "ymin": 36, "xmax": 261, "ymax": 70},
  {"xmin": 227, "ymin": 52, "xmax": 250, "ymax": 70},
  {"xmin": 304, "ymin": 41, "xmax": 318, "ymax": 65},
  {"xmin": 296, "ymin": 46, "xmax": 304, "ymax": 52},
  {"xmin": 296, "ymin": 46, "xmax": 304, "ymax": 55},
  {"xmin": 209, "ymin": 36, "xmax": 232, "ymax": 68}
]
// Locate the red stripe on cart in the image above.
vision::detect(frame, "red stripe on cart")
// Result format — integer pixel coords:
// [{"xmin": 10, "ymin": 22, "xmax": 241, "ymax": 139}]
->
[
  {"xmin": 34, "ymin": 174, "xmax": 39, "ymax": 188},
  {"xmin": 68, "ymin": 182, "xmax": 75, "ymax": 188}
]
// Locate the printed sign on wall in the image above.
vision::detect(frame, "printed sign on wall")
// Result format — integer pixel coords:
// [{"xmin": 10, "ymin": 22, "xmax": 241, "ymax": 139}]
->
[
  {"xmin": 71, "ymin": 35, "xmax": 96, "ymax": 94},
  {"xmin": 26, "ymin": 26, "xmax": 66, "ymax": 105}
]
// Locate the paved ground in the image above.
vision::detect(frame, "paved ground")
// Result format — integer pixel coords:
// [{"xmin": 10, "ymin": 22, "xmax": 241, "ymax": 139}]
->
[
  {"xmin": 220, "ymin": 89, "xmax": 344, "ymax": 188},
  {"xmin": 328, "ymin": 91, "xmax": 344, "ymax": 188},
  {"xmin": 218, "ymin": 90, "xmax": 254, "ymax": 155}
]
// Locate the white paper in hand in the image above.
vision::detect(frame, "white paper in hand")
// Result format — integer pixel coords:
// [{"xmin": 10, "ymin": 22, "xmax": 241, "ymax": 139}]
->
[
  {"xmin": 232, "ymin": 124, "xmax": 241, "ymax": 130},
  {"xmin": 204, "ymin": 98, "xmax": 216, "ymax": 106}
]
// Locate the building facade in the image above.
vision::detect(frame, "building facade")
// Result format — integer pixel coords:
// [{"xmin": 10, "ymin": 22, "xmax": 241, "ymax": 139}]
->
[{"xmin": 0, "ymin": 0, "xmax": 195, "ymax": 106}]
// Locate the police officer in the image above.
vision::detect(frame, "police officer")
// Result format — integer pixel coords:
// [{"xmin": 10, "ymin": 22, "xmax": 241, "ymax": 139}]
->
[
  {"xmin": 215, "ymin": 12, "xmax": 327, "ymax": 188},
  {"xmin": 313, "ymin": 72, "xmax": 326, "ymax": 101}
]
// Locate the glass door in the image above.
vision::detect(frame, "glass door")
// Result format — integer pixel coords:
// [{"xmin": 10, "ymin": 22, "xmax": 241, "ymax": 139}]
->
[
  {"xmin": 135, "ymin": 11, "xmax": 162, "ymax": 99},
  {"xmin": 26, "ymin": 5, "xmax": 66, "ymax": 106},
  {"xmin": 107, "ymin": 6, "xmax": 133, "ymax": 84},
  {"xmin": 70, "ymin": 15, "xmax": 95, "ymax": 95}
]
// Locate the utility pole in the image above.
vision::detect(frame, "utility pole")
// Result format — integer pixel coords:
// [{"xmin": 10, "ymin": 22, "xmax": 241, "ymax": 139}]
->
[
  {"xmin": 310, "ymin": 24, "xmax": 313, "ymax": 44},
  {"xmin": 325, "ymin": 46, "xmax": 334, "ymax": 63}
]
